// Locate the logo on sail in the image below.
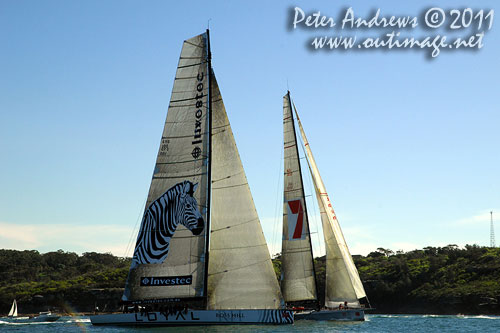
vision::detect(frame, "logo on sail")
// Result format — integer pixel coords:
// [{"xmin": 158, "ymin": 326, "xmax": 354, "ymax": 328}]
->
[
  {"xmin": 287, "ymin": 199, "xmax": 306, "ymax": 240},
  {"xmin": 191, "ymin": 71, "xmax": 205, "ymax": 160},
  {"xmin": 130, "ymin": 181, "xmax": 204, "ymax": 269},
  {"xmin": 140, "ymin": 275, "xmax": 193, "ymax": 286}
]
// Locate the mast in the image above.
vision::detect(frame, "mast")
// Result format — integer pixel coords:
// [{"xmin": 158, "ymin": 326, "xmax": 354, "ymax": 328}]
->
[
  {"xmin": 287, "ymin": 91, "xmax": 320, "ymax": 309},
  {"xmin": 203, "ymin": 28, "xmax": 212, "ymax": 305}
]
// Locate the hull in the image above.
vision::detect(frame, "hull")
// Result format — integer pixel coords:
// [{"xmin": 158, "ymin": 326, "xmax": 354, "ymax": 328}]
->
[
  {"xmin": 90, "ymin": 309, "xmax": 293, "ymax": 326},
  {"xmin": 1, "ymin": 315, "xmax": 60, "ymax": 323},
  {"xmin": 295, "ymin": 309, "xmax": 364, "ymax": 321}
]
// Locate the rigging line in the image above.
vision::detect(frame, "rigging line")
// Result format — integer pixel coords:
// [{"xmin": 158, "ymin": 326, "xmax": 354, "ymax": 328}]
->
[
  {"xmin": 123, "ymin": 194, "xmax": 148, "ymax": 258},
  {"xmin": 296, "ymin": 111, "xmax": 324, "ymax": 258},
  {"xmin": 271, "ymin": 142, "xmax": 284, "ymax": 257}
]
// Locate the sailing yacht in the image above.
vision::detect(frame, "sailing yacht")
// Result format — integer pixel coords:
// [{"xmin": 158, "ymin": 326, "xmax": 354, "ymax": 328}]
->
[
  {"xmin": 2, "ymin": 299, "xmax": 60, "ymax": 323},
  {"xmin": 8, "ymin": 299, "xmax": 17, "ymax": 318},
  {"xmin": 90, "ymin": 31, "xmax": 293, "ymax": 326},
  {"xmin": 281, "ymin": 91, "xmax": 369, "ymax": 321}
]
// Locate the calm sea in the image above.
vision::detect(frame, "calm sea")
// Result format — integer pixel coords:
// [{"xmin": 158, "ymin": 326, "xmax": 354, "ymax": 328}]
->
[{"xmin": 1, "ymin": 315, "xmax": 500, "ymax": 332}]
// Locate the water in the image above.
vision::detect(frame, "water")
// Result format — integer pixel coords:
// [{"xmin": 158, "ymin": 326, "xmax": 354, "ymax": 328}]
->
[{"xmin": 1, "ymin": 315, "xmax": 500, "ymax": 332}]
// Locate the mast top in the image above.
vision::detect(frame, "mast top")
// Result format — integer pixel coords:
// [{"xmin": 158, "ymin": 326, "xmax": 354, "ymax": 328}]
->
[{"xmin": 206, "ymin": 29, "xmax": 212, "ymax": 62}]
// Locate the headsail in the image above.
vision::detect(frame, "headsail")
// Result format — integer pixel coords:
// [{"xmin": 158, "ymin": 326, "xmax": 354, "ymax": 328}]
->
[
  {"xmin": 281, "ymin": 92, "xmax": 318, "ymax": 303},
  {"xmin": 123, "ymin": 32, "xmax": 210, "ymax": 302},
  {"xmin": 207, "ymin": 74, "xmax": 284, "ymax": 309},
  {"xmin": 293, "ymin": 102, "xmax": 366, "ymax": 308},
  {"xmin": 8, "ymin": 299, "xmax": 17, "ymax": 317}
]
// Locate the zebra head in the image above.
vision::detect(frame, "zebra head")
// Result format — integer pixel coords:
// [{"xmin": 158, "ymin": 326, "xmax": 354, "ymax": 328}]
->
[{"xmin": 179, "ymin": 181, "xmax": 204, "ymax": 235}]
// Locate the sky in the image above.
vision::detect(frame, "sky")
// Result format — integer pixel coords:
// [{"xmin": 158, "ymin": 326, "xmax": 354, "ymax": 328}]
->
[{"xmin": 1, "ymin": 0, "xmax": 499, "ymax": 258}]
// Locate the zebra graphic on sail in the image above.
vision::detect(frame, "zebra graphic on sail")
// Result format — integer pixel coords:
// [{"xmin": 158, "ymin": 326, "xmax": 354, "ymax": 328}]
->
[{"xmin": 130, "ymin": 180, "xmax": 204, "ymax": 269}]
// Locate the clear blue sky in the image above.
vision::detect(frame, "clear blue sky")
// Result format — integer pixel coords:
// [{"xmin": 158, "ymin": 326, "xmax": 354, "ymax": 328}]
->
[{"xmin": 1, "ymin": 0, "xmax": 499, "ymax": 257}]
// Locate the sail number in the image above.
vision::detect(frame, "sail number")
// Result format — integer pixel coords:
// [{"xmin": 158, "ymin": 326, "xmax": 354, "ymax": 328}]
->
[{"xmin": 159, "ymin": 139, "xmax": 169, "ymax": 156}]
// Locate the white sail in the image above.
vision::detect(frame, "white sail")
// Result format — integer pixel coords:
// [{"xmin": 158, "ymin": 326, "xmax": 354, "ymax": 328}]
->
[
  {"xmin": 281, "ymin": 92, "xmax": 317, "ymax": 303},
  {"xmin": 8, "ymin": 299, "xmax": 17, "ymax": 317},
  {"xmin": 207, "ymin": 74, "xmax": 284, "ymax": 309},
  {"xmin": 123, "ymin": 32, "xmax": 210, "ymax": 302},
  {"xmin": 293, "ymin": 102, "xmax": 366, "ymax": 308}
]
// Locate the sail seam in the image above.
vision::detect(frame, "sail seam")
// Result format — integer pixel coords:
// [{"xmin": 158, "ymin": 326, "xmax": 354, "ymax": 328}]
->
[{"xmin": 210, "ymin": 217, "xmax": 259, "ymax": 232}]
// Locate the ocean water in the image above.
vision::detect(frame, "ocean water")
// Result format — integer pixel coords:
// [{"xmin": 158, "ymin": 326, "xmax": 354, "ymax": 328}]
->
[{"xmin": 1, "ymin": 315, "xmax": 500, "ymax": 332}]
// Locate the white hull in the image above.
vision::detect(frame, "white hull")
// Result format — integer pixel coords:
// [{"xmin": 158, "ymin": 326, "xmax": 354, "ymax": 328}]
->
[
  {"xmin": 90, "ymin": 309, "xmax": 293, "ymax": 326},
  {"xmin": 295, "ymin": 309, "xmax": 364, "ymax": 321}
]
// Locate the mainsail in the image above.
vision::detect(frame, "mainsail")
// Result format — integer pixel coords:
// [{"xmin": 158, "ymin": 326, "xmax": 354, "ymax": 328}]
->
[
  {"xmin": 292, "ymin": 101, "xmax": 366, "ymax": 308},
  {"xmin": 123, "ymin": 32, "xmax": 210, "ymax": 302},
  {"xmin": 207, "ymin": 74, "xmax": 283, "ymax": 309},
  {"xmin": 281, "ymin": 92, "xmax": 318, "ymax": 303}
]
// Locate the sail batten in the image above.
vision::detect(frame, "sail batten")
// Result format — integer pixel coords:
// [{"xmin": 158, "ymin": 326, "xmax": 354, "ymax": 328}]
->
[{"xmin": 281, "ymin": 92, "xmax": 318, "ymax": 304}]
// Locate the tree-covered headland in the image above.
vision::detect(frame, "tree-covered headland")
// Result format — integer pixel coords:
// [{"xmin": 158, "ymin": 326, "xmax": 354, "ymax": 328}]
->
[
  {"xmin": 273, "ymin": 244, "xmax": 500, "ymax": 314},
  {"xmin": 0, "ymin": 249, "xmax": 130, "ymax": 314},
  {"xmin": 1, "ymin": 245, "xmax": 500, "ymax": 315}
]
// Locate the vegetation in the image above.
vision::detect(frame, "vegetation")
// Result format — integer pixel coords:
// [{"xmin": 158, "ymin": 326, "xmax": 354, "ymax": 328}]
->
[
  {"xmin": 274, "ymin": 244, "xmax": 500, "ymax": 314},
  {"xmin": 2, "ymin": 245, "xmax": 500, "ymax": 314},
  {"xmin": 0, "ymin": 249, "xmax": 130, "ymax": 314},
  {"xmin": 360, "ymin": 245, "xmax": 500, "ymax": 314}
]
